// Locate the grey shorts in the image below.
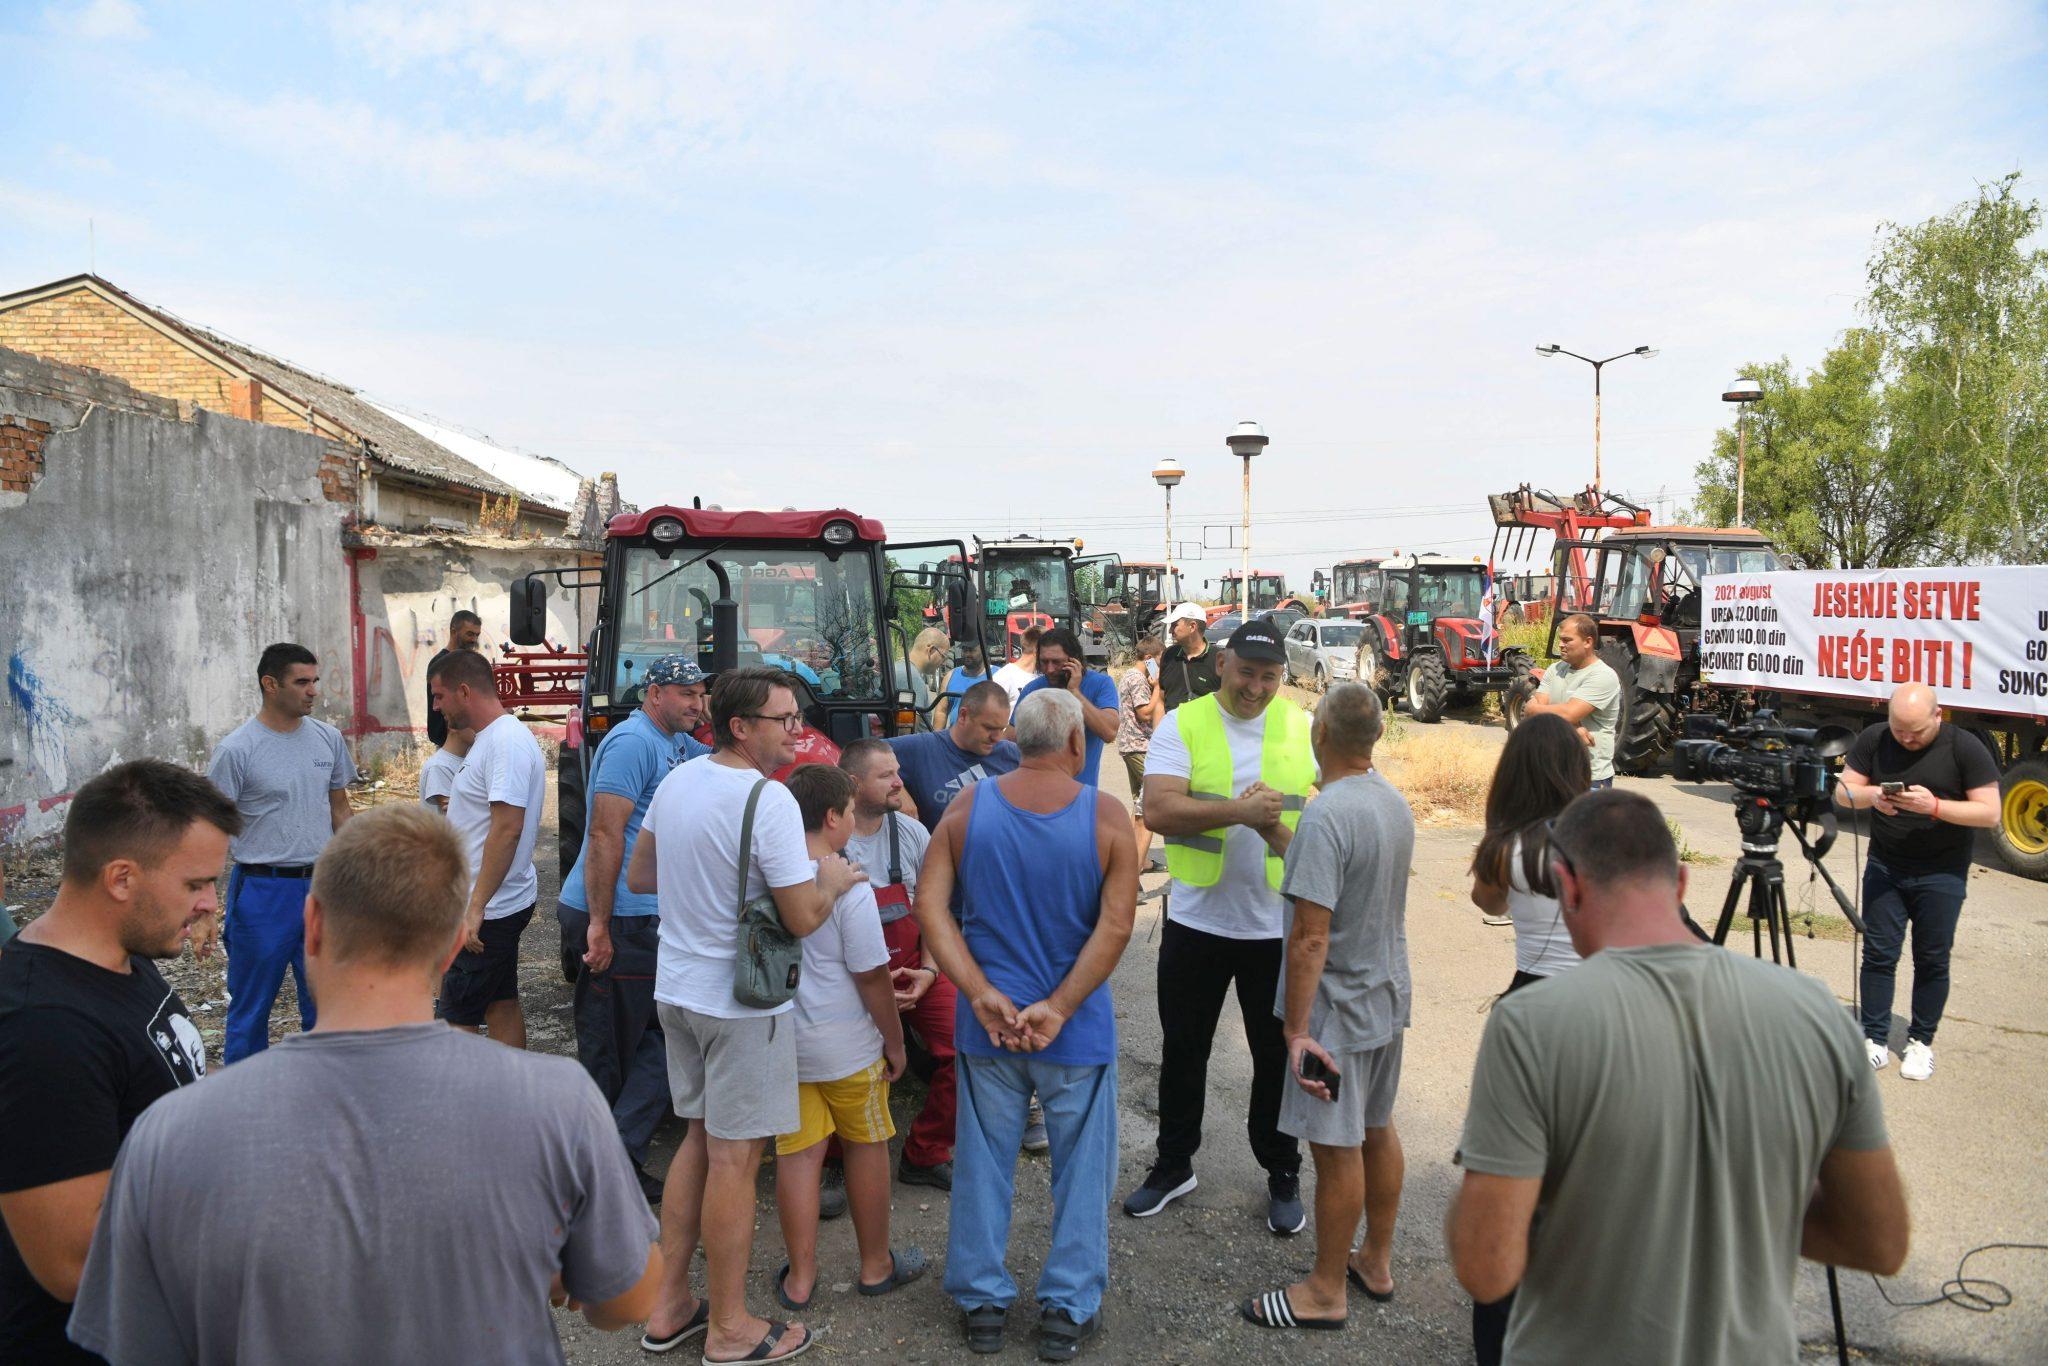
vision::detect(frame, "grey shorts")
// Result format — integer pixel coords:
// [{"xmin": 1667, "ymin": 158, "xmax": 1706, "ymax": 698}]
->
[
  {"xmin": 657, "ymin": 1002, "xmax": 799, "ymax": 1141},
  {"xmin": 1278, "ymin": 1034, "xmax": 1404, "ymax": 1148}
]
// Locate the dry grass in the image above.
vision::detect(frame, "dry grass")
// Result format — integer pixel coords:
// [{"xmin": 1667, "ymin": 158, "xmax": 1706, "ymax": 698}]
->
[{"xmin": 1378, "ymin": 723, "xmax": 1498, "ymax": 826}]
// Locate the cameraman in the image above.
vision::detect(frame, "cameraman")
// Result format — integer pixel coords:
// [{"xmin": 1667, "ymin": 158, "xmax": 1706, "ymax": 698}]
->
[{"xmin": 1835, "ymin": 683, "xmax": 2001, "ymax": 1082}]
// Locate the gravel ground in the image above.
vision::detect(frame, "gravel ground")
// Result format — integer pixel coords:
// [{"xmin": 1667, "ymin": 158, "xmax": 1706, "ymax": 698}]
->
[{"xmin": 5, "ymin": 694, "xmax": 2042, "ymax": 1363}]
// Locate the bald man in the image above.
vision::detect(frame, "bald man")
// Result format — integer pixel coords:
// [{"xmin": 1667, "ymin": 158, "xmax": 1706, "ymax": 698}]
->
[{"xmin": 1836, "ymin": 684, "xmax": 2001, "ymax": 1082}]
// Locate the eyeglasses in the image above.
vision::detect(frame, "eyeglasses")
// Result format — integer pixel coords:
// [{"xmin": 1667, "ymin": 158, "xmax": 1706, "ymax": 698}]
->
[{"xmin": 742, "ymin": 711, "xmax": 805, "ymax": 732}]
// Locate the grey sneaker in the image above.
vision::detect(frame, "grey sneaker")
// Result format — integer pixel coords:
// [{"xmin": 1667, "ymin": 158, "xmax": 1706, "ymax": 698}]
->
[
  {"xmin": 1022, "ymin": 1098, "xmax": 1049, "ymax": 1152},
  {"xmin": 1266, "ymin": 1171, "xmax": 1306, "ymax": 1236},
  {"xmin": 820, "ymin": 1162, "xmax": 848, "ymax": 1220}
]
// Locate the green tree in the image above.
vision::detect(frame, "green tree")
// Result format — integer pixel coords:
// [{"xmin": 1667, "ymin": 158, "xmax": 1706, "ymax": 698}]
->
[
  {"xmin": 1692, "ymin": 332, "xmax": 1958, "ymax": 567},
  {"xmin": 1866, "ymin": 172, "xmax": 2048, "ymax": 563}
]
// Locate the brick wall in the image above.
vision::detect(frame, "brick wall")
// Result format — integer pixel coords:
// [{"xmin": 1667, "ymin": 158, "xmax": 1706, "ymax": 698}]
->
[
  {"xmin": 0, "ymin": 417, "xmax": 48, "ymax": 495},
  {"xmin": 0, "ymin": 292, "xmax": 353, "ymax": 508}
]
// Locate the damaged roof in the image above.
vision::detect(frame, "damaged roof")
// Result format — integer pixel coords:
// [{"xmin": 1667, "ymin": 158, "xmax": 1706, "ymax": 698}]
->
[{"xmin": 0, "ymin": 274, "xmax": 578, "ymax": 516}]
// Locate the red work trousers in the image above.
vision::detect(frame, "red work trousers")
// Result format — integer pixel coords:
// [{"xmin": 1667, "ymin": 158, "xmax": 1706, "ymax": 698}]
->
[{"xmin": 884, "ymin": 914, "xmax": 958, "ymax": 1167}]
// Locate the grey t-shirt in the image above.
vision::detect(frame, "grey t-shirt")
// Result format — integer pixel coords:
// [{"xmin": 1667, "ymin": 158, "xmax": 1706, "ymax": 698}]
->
[
  {"xmin": 207, "ymin": 716, "xmax": 357, "ymax": 865},
  {"xmin": 1276, "ymin": 770, "xmax": 1415, "ymax": 1051},
  {"xmin": 69, "ymin": 1023, "xmax": 656, "ymax": 1366},
  {"xmin": 1456, "ymin": 945, "xmax": 1889, "ymax": 1366},
  {"xmin": 844, "ymin": 811, "xmax": 930, "ymax": 925},
  {"xmin": 1540, "ymin": 657, "xmax": 1622, "ymax": 781}
]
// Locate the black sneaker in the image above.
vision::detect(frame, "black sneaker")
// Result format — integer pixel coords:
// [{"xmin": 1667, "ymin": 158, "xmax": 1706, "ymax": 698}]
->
[
  {"xmin": 964, "ymin": 1304, "xmax": 1007, "ymax": 1355},
  {"xmin": 1121, "ymin": 1164, "xmax": 1196, "ymax": 1218},
  {"xmin": 820, "ymin": 1162, "xmax": 848, "ymax": 1221},
  {"xmin": 1266, "ymin": 1171, "xmax": 1306, "ymax": 1236},
  {"xmin": 900, "ymin": 1158, "xmax": 954, "ymax": 1191},
  {"xmin": 1037, "ymin": 1305, "xmax": 1101, "ymax": 1361}
]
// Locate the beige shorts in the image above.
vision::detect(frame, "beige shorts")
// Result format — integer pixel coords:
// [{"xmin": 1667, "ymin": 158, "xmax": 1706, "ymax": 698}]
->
[{"xmin": 658, "ymin": 1002, "xmax": 799, "ymax": 1141}]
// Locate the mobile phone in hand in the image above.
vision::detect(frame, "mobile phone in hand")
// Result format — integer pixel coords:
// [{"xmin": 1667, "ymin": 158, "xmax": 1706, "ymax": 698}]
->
[
  {"xmin": 1298, "ymin": 1051, "xmax": 1342, "ymax": 1103},
  {"xmin": 1880, "ymin": 781, "xmax": 1905, "ymax": 797}
]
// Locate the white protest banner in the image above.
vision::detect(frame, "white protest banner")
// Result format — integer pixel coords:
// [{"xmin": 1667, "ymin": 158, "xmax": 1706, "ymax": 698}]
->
[{"xmin": 1698, "ymin": 566, "xmax": 2048, "ymax": 721}]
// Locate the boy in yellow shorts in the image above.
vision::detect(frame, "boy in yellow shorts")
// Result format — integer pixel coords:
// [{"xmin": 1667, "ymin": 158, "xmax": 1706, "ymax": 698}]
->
[{"xmin": 773, "ymin": 765, "xmax": 928, "ymax": 1310}]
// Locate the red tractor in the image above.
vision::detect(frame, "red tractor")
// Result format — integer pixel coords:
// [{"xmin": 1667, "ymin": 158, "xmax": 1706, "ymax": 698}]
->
[
  {"xmin": 1206, "ymin": 569, "xmax": 1318, "ymax": 622},
  {"xmin": 1350, "ymin": 555, "xmax": 1534, "ymax": 722},
  {"xmin": 1508, "ymin": 526, "xmax": 1784, "ymax": 771}
]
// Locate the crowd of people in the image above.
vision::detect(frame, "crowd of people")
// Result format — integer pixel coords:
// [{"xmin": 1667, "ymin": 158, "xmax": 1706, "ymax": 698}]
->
[{"xmin": 8, "ymin": 599, "xmax": 1991, "ymax": 1365}]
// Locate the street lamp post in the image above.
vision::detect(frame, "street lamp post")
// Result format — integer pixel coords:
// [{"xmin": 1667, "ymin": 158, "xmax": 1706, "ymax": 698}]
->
[
  {"xmin": 1722, "ymin": 377, "xmax": 1764, "ymax": 525},
  {"xmin": 1225, "ymin": 422, "xmax": 1268, "ymax": 617},
  {"xmin": 1536, "ymin": 344, "xmax": 1657, "ymax": 490},
  {"xmin": 1152, "ymin": 457, "xmax": 1183, "ymax": 599}
]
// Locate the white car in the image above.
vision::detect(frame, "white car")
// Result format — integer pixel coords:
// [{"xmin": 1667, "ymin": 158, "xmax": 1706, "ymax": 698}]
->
[{"xmin": 1283, "ymin": 618, "xmax": 1364, "ymax": 691}]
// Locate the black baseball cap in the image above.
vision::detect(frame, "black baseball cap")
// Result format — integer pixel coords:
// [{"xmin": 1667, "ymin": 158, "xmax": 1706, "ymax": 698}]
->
[{"xmin": 1225, "ymin": 615, "xmax": 1287, "ymax": 664}]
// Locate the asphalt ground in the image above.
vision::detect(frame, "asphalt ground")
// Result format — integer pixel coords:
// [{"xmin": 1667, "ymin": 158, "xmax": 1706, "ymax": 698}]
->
[{"xmin": 9, "ymin": 696, "xmax": 2042, "ymax": 1363}]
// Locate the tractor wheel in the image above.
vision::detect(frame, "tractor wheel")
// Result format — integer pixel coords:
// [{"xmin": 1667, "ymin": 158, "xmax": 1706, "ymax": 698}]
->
[
  {"xmin": 556, "ymin": 746, "xmax": 587, "ymax": 983},
  {"xmin": 1996, "ymin": 758, "xmax": 2048, "ymax": 881},
  {"xmin": 1406, "ymin": 650, "xmax": 1450, "ymax": 724},
  {"xmin": 1356, "ymin": 639, "xmax": 1389, "ymax": 702},
  {"xmin": 1600, "ymin": 639, "xmax": 1675, "ymax": 776},
  {"xmin": 1502, "ymin": 652, "xmax": 1538, "ymax": 732}
]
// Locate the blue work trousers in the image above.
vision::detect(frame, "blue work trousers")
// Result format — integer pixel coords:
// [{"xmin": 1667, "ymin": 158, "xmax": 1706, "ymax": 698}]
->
[
  {"xmin": 223, "ymin": 868, "xmax": 316, "ymax": 1063},
  {"xmin": 945, "ymin": 1051, "xmax": 1117, "ymax": 1322}
]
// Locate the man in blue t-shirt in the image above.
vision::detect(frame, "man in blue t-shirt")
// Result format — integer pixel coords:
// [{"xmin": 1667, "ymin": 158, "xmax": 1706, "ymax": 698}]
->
[
  {"xmin": 558, "ymin": 655, "xmax": 711, "ymax": 1195},
  {"xmin": 938, "ymin": 643, "xmax": 990, "ymax": 729},
  {"xmin": 1014, "ymin": 627, "xmax": 1121, "ymax": 787},
  {"xmin": 890, "ymin": 680, "xmax": 1021, "ymax": 834}
]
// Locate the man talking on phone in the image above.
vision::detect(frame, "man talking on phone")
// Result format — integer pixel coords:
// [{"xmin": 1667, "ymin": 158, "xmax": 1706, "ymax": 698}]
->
[
  {"xmin": 1836, "ymin": 683, "xmax": 2001, "ymax": 1082},
  {"xmin": 1240, "ymin": 684, "xmax": 1414, "ymax": 1332},
  {"xmin": 1015, "ymin": 628, "xmax": 1120, "ymax": 788}
]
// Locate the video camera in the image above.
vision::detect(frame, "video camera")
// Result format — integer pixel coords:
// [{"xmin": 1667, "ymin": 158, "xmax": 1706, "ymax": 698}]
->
[{"xmin": 1671, "ymin": 712, "xmax": 1851, "ymax": 819}]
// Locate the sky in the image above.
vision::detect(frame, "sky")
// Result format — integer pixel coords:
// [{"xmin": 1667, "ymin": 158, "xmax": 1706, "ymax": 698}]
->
[{"xmin": 5, "ymin": 0, "xmax": 2047, "ymax": 589}]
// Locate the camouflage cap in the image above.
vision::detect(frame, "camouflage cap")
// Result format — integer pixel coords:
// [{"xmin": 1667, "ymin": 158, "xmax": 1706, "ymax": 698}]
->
[{"xmin": 643, "ymin": 654, "xmax": 707, "ymax": 688}]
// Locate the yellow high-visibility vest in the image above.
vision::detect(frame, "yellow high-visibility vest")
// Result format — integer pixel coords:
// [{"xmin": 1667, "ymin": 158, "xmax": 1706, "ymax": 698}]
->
[{"xmin": 1162, "ymin": 692, "xmax": 1315, "ymax": 891}]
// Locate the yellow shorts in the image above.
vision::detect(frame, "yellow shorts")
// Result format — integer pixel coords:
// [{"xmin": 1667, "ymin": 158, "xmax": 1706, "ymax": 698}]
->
[{"xmin": 775, "ymin": 1058, "xmax": 895, "ymax": 1156}]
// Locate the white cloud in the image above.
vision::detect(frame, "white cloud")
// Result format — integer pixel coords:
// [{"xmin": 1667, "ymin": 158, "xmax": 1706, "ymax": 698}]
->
[{"xmin": 46, "ymin": 0, "xmax": 147, "ymax": 42}]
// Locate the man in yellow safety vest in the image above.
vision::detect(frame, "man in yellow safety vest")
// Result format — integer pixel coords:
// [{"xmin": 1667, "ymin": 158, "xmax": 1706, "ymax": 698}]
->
[{"xmin": 1122, "ymin": 616, "xmax": 1317, "ymax": 1235}]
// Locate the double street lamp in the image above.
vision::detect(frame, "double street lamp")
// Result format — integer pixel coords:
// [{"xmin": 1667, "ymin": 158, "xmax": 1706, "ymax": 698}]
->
[
  {"xmin": 1536, "ymin": 343, "xmax": 1657, "ymax": 490},
  {"xmin": 1225, "ymin": 421, "xmax": 1268, "ymax": 616}
]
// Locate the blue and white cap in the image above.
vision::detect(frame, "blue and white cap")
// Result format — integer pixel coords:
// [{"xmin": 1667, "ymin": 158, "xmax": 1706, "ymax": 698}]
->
[{"xmin": 644, "ymin": 654, "xmax": 707, "ymax": 688}]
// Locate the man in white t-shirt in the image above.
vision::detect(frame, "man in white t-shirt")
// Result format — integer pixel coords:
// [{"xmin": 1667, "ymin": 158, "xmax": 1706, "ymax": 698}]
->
[
  {"xmin": 991, "ymin": 626, "xmax": 1042, "ymax": 708},
  {"xmin": 1123, "ymin": 617, "xmax": 1316, "ymax": 1236},
  {"xmin": 428, "ymin": 650, "xmax": 546, "ymax": 1049},
  {"xmin": 625, "ymin": 668, "xmax": 863, "ymax": 1364}
]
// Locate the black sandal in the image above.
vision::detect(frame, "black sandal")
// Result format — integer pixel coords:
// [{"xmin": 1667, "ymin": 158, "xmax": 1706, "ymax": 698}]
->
[
  {"xmin": 1346, "ymin": 1263, "xmax": 1395, "ymax": 1303},
  {"xmin": 774, "ymin": 1263, "xmax": 811, "ymax": 1312},
  {"xmin": 857, "ymin": 1247, "xmax": 929, "ymax": 1297},
  {"xmin": 1241, "ymin": 1288, "xmax": 1345, "ymax": 1331},
  {"xmin": 639, "ymin": 1298, "xmax": 709, "ymax": 1353},
  {"xmin": 702, "ymin": 1320, "xmax": 814, "ymax": 1364}
]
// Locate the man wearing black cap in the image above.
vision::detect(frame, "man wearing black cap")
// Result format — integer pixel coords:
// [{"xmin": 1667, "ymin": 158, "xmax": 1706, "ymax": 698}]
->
[{"xmin": 1125, "ymin": 616, "xmax": 1316, "ymax": 1235}]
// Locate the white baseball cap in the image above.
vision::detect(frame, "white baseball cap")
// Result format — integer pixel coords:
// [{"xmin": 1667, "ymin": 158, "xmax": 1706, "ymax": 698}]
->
[{"xmin": 1164, "ymin": 602, "xmax": 1207, "ymax": 627}]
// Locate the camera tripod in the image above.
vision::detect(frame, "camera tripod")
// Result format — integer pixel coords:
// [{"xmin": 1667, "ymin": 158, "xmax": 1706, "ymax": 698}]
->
[{"xmin": 1706, "ymin": 793, "xmax": 1866, "ymax": 1366}]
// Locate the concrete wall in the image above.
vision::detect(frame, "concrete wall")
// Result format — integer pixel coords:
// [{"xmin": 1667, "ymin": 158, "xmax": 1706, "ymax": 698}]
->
[
  {"xmin": 352, "ymin": 540, "xmax": 593, "ymax": 756},
  {"xmin": 1, "ymin": 358, "xmax": 352, "ymax": 843}
]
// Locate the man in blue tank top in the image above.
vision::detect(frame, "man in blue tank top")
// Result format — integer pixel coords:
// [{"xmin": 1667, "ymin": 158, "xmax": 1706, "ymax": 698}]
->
[{"xmin": 914, "ymin": 690, "xmax": 1139, "ymax": 1362}]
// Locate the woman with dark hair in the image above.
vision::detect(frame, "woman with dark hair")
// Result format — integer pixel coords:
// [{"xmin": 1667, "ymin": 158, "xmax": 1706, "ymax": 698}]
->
[
  {"xmin": 1469, "ymin": 712, "xmax": 1590, "ymax": 993},
  {"xmin": 1465, "ymin": 712, "xmax": 1590, "ymax": 1366}
]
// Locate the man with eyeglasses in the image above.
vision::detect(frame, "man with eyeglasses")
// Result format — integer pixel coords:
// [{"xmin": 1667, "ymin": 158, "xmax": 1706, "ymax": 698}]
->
[
  {"xmin": 628, "ymin": 667, "xmax": 863, "ymax": 1363},
  {"xmin": 1446, "ymin": 789, "xmax": 1908, "ymax": 1366}
]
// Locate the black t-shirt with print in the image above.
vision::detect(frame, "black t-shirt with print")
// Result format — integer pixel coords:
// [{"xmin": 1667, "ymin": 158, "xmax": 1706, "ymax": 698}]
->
[
  {"xmin": 1845, "ymin": 722, "xmax": 2002, "ymax": 873},
  {"xmin": 1158, "ymin": 641, "xmax": 1221, "ymax": 713},
  {"xmin": 0, "ymin": 941, "xmax": 205, "ymax": 1363}
]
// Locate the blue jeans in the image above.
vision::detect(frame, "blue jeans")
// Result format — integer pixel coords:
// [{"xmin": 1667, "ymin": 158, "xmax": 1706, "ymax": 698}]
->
[
  {"xmin": 223, "ymin": 868, "xmax": 316, "ymax": 1063},
  {"xmin": 945, "ymin": 1052, "xmax": 1118, "ymax": 1321},
  {"xmin": 1858, "ymin": 859, "xmax": 1967, "ymax": 1047}
]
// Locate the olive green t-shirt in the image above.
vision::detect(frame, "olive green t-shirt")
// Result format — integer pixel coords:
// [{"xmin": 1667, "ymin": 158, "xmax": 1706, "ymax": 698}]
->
[
  {"xmin": 1540, "ymin": 657, "xmax": 1622, "ymax": 780},
  {"xmin": 1456, "ymin": 944, "xmax": 1888, "ymax": 1365}
]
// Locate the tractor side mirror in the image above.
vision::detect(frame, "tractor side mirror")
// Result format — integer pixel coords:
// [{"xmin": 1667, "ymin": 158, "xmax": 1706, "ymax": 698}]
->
[{"xmin": 510, "ymin": 576, "xmax": 548, "ymax": 646}]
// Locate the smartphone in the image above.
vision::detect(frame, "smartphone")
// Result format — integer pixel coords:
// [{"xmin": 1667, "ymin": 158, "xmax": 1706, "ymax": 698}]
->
[
  {"xmin": 1297, "ymin": 1052, "xmax": 1342, "ymax": 1103},
  {"xmin": 1880, "ymin": 781, "xmax": 1905, "ymax": 797}
]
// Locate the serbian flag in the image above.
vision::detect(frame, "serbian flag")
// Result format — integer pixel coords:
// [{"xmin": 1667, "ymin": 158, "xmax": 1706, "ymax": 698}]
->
[{"xmin": 1478, "ymin": 560, "xmax": 1498, "ymax": 666}]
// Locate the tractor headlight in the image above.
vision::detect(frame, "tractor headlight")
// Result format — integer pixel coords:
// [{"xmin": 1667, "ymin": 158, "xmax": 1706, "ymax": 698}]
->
[
  {"xmin": 821, "ymin": 519, "xmax": 857, "ymax": 546},
  {"xmin": 649, "ymin": 517, "xmax": 684, "ymax": 544}
]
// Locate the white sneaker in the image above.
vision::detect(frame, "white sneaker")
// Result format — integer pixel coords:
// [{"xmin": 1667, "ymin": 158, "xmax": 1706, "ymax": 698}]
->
[
  {"xmin": 1865, "ymin": 1040, "xmax": 1889, "ymax": 1071},
  {"xmin": 1900, "ymin": 1040, "xmax": 1935, "ymax": 1081}
]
